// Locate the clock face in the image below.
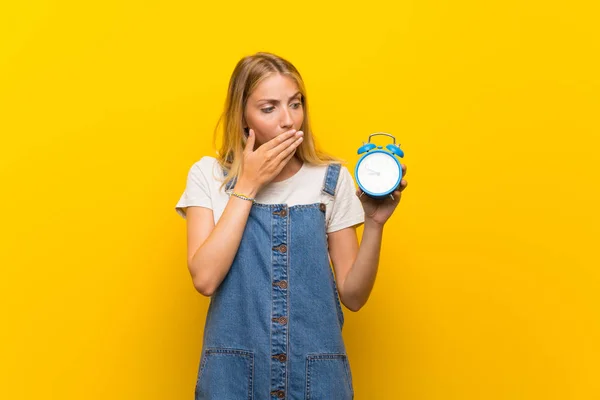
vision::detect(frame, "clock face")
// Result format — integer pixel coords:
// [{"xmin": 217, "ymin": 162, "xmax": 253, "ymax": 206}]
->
[{"xmin": 356, "ymin": 152, "xmax": 401, "ymax": 195}]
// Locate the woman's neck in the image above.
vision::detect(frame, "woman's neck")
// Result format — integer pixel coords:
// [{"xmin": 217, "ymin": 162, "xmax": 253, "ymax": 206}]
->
[{"xmin": 271, "ymin": 155, "xmax": 303, "ymax": 183}]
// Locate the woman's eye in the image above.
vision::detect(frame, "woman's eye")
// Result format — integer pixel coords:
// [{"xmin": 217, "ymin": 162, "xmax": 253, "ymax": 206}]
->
[
  {"xmin": 290, "ymin": 102, "xmax": 302, "ymax": 109},
  {"xmin": 261, "ymin": 107, "xmax": 275, "ymax": 113}
]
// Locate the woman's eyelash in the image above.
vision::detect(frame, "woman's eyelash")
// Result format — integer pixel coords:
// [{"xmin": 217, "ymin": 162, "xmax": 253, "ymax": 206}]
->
[{"xmin": 261, "ymin": 103, "xmax": 302, "ymax": 113}]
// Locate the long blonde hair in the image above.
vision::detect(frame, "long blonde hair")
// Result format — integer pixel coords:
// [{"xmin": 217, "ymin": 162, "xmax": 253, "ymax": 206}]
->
[{"xmin": 213, "ymin": 52, "xmax": 342, "ymax": 190}]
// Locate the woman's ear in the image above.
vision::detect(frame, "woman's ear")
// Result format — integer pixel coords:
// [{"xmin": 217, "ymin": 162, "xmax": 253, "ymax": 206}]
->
[{"xmin": 242, "ymin": 117, "xmax": 249, "ymax": 136}]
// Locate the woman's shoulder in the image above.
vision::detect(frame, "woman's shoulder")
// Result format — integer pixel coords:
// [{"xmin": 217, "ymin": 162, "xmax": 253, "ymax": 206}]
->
[
  {"xmin": 188, "ymin": 155, "xmax": 225, "ymax": 182},
  {"xmin": 307, "ymin": 161, "xmax": 352, "ymax": 177},
  {"xmin": 194, "ymin": 155, "xmax": 218, "ymax": 168},
  {"xmin": 300, "ymin": 161, "xmax": 354, "ymax": 194},
  {"xmin": 304, "ymin": 160, "xmax": 348, "ymax": 171}
]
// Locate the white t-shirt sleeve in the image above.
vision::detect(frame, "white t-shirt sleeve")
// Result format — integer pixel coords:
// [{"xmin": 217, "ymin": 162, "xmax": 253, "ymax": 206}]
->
[
  {"xmin": 175, "ymin": 157, "xmax": 214, "ymax": 219},
  {"xmin": 327, "ymin": 166, "xmax": 365, "ymax": 233}
]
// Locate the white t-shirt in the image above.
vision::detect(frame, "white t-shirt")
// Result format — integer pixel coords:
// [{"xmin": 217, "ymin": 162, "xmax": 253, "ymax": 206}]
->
[{"xmin": 175, "ymin": 156, "xmax": 365, "ymax": 233}]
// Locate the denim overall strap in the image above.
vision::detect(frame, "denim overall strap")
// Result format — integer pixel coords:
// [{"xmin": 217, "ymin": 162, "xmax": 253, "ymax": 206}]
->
[
  {"xmin": 222, "ymin": 167, "xmax": 237, "ymax": 192},
  {"xmin": 322, "ymin": 163, "xmax": 342, "ymax": 197}
]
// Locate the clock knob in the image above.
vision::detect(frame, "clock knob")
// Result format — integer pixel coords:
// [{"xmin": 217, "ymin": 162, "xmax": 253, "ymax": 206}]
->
[
  {"xmin": 386, "ymin": 144, "xmax": 404, "ymax": 158},
  {"xmin": 357, "ymin": 143, "xmax": 376, "ymax": 154}
]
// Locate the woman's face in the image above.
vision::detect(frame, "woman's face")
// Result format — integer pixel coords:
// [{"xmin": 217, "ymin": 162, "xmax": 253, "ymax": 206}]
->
[{"xmin": 244, "ymin": 73, "xmax": 304, "ymax": 146}]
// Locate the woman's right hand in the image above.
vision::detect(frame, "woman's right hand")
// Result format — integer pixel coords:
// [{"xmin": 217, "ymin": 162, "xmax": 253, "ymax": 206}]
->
[{"xmin": 237, "ymin": 128, "xmax": 304, "ymax": 195}]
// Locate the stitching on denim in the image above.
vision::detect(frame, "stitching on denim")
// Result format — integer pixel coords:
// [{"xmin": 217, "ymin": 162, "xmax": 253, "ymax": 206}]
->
[
  {"xmin": 197, "ymin": 348, "xmax": 255, "ymax": 399},
  {"xmin": 305, "ymin": 357, "xmax": 311, "ymax": 400},
  {"xmin": 285, "ymin": 208, "xmax": 290, "ymax": 399},
  {"xmin": 305, "ymin": 354, "xmax": 353, "ymax": 399},
  {"xmin": 269, "ymin": 210, "xmax": 274, "ymax": 395},
  {"xmin": 249, "ymin": 351, "xmax": 254, "ymax": 400}
]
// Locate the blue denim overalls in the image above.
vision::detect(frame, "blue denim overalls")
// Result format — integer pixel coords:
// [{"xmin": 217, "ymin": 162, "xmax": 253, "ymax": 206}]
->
[{"xmin": 194, "ymin": 163, "xmax": 354, "ymax": 400}]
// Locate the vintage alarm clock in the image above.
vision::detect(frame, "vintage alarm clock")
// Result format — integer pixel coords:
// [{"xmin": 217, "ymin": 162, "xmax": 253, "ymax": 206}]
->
[{"xmin": 355, "ymin": 132, "xmax": 405, "ymax": 199}]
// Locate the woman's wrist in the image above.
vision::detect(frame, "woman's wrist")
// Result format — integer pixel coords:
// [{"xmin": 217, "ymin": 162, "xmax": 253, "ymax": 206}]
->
[
  {"xmin": 233, "ymin": 177, "xmax": 260, "ymax": 199},
  {"xmin": 364, "ymin": 217, "xmax": 385, "ymax": 231}
]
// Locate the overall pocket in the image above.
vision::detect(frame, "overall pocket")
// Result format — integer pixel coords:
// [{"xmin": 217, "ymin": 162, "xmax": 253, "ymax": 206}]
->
[
  {"xmin": 195, "ymin": 347, "xmax": 254, "ymax": 400},
  {"xmin": 306, "ymin": 353, "xmax": 354, "ymax": 400}
]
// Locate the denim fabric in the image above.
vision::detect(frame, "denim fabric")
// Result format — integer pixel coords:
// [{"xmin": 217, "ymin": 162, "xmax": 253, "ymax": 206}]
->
[{"xmin": 194, "ymin": 163, "xmax": 354, "ymax": 400}]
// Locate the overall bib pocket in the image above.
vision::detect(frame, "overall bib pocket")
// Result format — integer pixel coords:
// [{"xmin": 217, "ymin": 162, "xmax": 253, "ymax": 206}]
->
[
  {"xmin": 195, "ymin": 348, "xmax": 254, "ymax": 400},
  {"xmin": 306, "ymin": 353, "xmax": 354, "ymax": 400}
]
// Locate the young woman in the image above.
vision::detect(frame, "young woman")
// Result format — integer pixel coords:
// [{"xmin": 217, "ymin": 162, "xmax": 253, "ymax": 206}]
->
[{"xmin": 176, "ymin": 52, "xmax": 408, "ymax": 400}]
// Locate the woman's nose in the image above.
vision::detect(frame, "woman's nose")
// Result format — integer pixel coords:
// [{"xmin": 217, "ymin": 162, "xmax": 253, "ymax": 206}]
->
[{"xmin": 280, "ymin": 108, "xmax": 294, "ymax": 129}]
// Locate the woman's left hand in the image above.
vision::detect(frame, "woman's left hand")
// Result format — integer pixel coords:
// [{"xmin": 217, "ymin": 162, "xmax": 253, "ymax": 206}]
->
[{"xmin": 357, "ymin": 164, "xmax": 408, "ymax": 227}]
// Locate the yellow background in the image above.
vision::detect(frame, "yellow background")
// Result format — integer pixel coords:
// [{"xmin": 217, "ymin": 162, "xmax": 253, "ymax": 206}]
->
[{"xmin": 1, "ymin": 1, "xmax": 599, "ymax": 399}]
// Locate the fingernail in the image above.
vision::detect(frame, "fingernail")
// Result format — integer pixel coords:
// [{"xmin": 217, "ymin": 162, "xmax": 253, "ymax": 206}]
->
[{"xmin": 297, "ymin": 131, "xmax": 304, "ymax": 136}]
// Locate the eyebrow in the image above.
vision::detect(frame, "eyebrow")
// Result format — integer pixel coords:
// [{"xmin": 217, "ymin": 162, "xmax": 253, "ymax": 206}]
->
[{"xmin": 257, "ymin": 92, "xmax": 302, "ymax": 104}]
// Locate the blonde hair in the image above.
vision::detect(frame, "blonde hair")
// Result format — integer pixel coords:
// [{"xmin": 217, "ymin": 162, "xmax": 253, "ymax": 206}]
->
[{"xmin": 213, "ymin": 52, "xmax": 342, "ymax": 191}]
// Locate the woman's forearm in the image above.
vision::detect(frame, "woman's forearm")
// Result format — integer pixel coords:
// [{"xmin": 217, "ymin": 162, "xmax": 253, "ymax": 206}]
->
[
  {"xmin": 341, "ymin": 220, "xmax": 384, "ymax": 311},
  {"xmin": 189, "ymin": 182, "xmax": 258, "ymax": 296}
]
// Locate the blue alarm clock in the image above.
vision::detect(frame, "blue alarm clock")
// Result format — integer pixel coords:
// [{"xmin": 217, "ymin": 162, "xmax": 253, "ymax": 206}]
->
[{"xmin": 355, "ymin": 132, "xmax": 405, "ymax": 199}]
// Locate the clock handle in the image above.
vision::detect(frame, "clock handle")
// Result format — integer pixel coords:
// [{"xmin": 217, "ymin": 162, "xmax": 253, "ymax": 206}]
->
[{"xmin": 368, "ymin": 132, "xmax": 397, "ymax": 144}]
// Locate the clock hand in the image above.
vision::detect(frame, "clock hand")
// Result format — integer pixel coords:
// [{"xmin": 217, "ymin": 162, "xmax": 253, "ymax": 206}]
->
[{"xmin": 365, "ymin": 167, "xmax": 380, "ymax": 176}]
